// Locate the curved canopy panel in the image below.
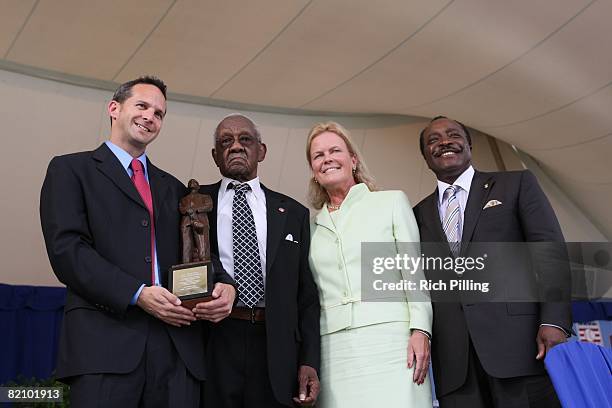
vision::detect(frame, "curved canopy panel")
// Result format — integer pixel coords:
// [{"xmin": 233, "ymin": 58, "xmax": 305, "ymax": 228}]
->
[{"xmin": 1, "ymin": 0, "xmax": 610, "ymax": 237}]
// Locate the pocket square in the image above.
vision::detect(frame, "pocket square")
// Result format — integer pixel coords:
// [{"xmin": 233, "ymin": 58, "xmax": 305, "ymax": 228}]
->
[
  {"xmin": 483, "ymin": 199, "xmax": 502, "ymax": 210},
  {"xmin": 285, "ymin": 234, "xmax": 298, "ymax": 243}
]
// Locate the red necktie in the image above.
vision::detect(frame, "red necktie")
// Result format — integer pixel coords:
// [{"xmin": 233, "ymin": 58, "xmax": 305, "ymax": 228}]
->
[{"xmin": 130, "ymin": 158, "xmax": 156, "ymax": 284}]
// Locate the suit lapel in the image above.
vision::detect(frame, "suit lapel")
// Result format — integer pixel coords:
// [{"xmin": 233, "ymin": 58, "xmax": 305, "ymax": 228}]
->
[
  {"xmin": 461, "ymin": 171, "xmax": 494, "ymax": 254},
  {"xmin": 263, "ymin": 186, "xmax": 287, "ymax": 276},
  {"xmin": 93, "ymin": 144, "xmax": 145, "ymax": 209},
  {"xmin": 147, "ymin": 161, "xmax": 170, "ymax": 224},
  {"xmin": 421, "ymin": 191, "xmax": 454, "ymax": 256},
  {"xmin": 313, "ymin": 206, "xmax": 335, "ymax": 234},
  {"xmin": 423, "ymin": 191, "xmax": 446, "ymax": 242}
]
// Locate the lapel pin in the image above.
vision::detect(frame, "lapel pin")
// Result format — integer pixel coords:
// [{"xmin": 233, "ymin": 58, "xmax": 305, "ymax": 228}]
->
[
  {"xmin": 484, "ymin": 183, "xmax": 489, "ymax": 189},
  {"xmin": 279, "ymin": 207, "xmax": 285, "ymax": 213}
]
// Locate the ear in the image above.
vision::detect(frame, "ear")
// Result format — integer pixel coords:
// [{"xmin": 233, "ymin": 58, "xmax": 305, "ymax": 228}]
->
[
  {"xmin": 257, "ymin": 143, "xmax": 267, "ymax": 163},
  {"xmin": 311, "ymin": 172, "xmax": 319, "ymax": 185},
  {"xmin": 108, "ymin": 100, "xmax": 120, "ymax": 122},
  {"xmin": 211, "ymin": 148, "xmax": 220, "ymax": 168}
]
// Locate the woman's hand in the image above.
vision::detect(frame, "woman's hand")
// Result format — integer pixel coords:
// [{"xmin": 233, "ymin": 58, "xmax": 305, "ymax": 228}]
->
[{"xmin": 407, "ymin": 330, "xmax": 431, "ymax": 385}]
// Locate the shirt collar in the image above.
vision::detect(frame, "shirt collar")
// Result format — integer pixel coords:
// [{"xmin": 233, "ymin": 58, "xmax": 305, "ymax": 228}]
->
[
  {"xmin": 437, "ymin": 165, "xmax": 474, "ymax": 205},
  {"xmin": 105, "ymin": 140, "xmax": 148, "ymax": 176},
  {"xmin": 336, "ymin": 183, "xmax": 369, "ymax": 210},
  {"xmin": 219, "ymin": 176, "xmax": 265, "ymax": 203}
]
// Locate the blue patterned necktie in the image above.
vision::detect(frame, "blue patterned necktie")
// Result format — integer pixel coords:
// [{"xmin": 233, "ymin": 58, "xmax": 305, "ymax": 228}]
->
[
  {"xmin": 443, "ymin": 185, "xmax": 461, "ymax": 257},
  {"xmin": 231, "ymin": 183, "xmax": 264, "ymax": 308}
]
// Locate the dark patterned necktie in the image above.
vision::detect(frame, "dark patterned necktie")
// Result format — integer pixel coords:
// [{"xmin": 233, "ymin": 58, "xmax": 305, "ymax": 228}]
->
[{"xmin": 231, "ymin": 183, "xmax": 264, "ymax": 308}]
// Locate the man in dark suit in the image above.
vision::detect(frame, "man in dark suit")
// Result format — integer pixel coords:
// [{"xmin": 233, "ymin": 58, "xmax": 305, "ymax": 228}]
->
[
  {"xmin": 194, "ymin": 114, "xmax": 320, "ymax": 408},
  {"xmin": 413, "ymin": 116, "xmax": 571, "ymax": 408},
  {"xmin": 40, "ymin": 76, "xmax": 235, "ymax": 407}
]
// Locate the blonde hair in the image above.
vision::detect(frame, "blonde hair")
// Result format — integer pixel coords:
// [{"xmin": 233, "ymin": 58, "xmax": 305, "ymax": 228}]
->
[{"xmin": 305, "ymin": 121, "xmax": 376, "ymax": 209}]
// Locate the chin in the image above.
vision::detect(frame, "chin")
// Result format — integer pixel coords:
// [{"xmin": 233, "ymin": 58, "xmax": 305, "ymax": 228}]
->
[
  {"xmin": 132, "ymin": 132, "xmax": 155, "ymax": 144},
  {"xmin": 434, "ymin": 159, "xmax": 463, "ymax": 170},
  {"xmin": 227, "ymin": 164, "xmax": 247, "ymax": 173},
  {"xmin": 226, "ymin": 169, "xmax": 249, "ymax": 180},
  {"xmin": 321, "ymin": 175, "xmax": 351, "ymax": 188}
]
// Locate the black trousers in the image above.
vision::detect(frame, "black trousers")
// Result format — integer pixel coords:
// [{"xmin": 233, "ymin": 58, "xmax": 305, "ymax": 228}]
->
[
  {"xmin": 204, "ymin": 318, "xmax": 287, "ymax": 408},
  {"xmin": 68, "ymin": 319, "xmax": 200, "ymax": 408},
  {"xmin": 438, "ymin": 339, "xmax": 561, "ymax": 408}
]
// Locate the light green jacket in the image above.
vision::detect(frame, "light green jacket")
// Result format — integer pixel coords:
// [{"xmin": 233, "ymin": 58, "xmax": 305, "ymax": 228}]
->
[{"xmin": 309, "ymin": 183, "xmax": 433, "ymax": 335}]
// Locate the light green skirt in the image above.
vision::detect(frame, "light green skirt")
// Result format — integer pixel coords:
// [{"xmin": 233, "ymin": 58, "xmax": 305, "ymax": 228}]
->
[{"xmin": 318, "ymin": 321, "xmax": 432, "ymax": 408}]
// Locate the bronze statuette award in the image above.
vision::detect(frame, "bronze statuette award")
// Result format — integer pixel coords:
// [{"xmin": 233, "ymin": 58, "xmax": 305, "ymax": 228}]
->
[{"xmin": 169, "ymin": 179, "xmax": 215, "ymax": 309}]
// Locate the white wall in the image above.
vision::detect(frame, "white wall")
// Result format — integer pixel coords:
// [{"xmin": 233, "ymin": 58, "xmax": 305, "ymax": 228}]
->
[{"xmin": 0, "ymin": 69, "xmax": 602, "ymax": 286}]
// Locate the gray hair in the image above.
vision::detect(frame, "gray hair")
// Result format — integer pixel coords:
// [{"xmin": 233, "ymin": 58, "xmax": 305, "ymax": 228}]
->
[{"xmin": 213, "ymin": 113, "xmax": 262, "ymax": 143}]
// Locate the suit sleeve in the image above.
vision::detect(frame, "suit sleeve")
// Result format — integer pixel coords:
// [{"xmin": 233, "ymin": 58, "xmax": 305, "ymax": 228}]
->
[
  {"xmin": 297, "ymin": 207, "xmax": 321, "ymax": 371},
  {"xmin": 40, "ymin": 157, "xmax": 142, "ymax": 314},
  {"xmin": 518, "ymin": 170, "xmax": 572, "ymax": 330},
  {"xmin": 392, "ymin": 193, "xmax": 433, "ymax": 334}
]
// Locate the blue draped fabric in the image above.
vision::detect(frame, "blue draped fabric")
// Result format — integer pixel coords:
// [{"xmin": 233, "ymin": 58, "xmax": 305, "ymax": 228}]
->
[
  {"xmin": 0, "ymin": 284, "xmax": 66, "ymax": 384},
  {"xmin": 545, "ymin": 341, "xmax": 612, "ymax": 408}
]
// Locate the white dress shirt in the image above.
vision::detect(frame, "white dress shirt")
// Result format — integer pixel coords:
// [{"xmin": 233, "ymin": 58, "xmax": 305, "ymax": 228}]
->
[{"xmin": 217, "ymin": 177, "xmax": 267, "ymax": 295}]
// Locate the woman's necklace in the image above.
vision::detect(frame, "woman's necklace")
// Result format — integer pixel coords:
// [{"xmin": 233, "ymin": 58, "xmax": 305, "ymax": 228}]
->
[{"xmin": 327, "ymin": 203, "xmax": 341, "ymax": 211}]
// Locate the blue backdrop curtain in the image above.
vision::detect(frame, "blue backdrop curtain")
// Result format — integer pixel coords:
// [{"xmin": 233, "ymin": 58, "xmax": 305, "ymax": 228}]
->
[
  {"xmin": 572, "ymin": 300, "xmax": 612, "ymax": 322},
  {"xmin": 0, "ymin": 284, "xmax": 65, "ymax": 385}
]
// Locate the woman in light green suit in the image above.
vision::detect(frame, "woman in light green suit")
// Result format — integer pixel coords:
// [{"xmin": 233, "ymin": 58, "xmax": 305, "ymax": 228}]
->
[{"xmin": 306, "ymin": 122, "xmax": 433, "ymax": 407}]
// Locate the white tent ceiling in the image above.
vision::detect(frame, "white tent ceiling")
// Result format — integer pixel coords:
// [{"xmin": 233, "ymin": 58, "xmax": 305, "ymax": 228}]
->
[{"xmin": 1, "ymin": 0, "xmax": 610, "ymax": 238}]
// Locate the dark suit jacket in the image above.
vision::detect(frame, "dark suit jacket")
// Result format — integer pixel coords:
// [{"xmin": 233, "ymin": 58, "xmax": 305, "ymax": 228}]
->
[
  {"xmin": 199, "ymin": 181, "xmax": 320, "ymax": 406},
  {"xmin": 413, "ymin": 169, "xmax": 571, "ymax": 397},
  {"xmin": 40, "ymin": 143, "xmax": 230, "ymax": 381}
]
